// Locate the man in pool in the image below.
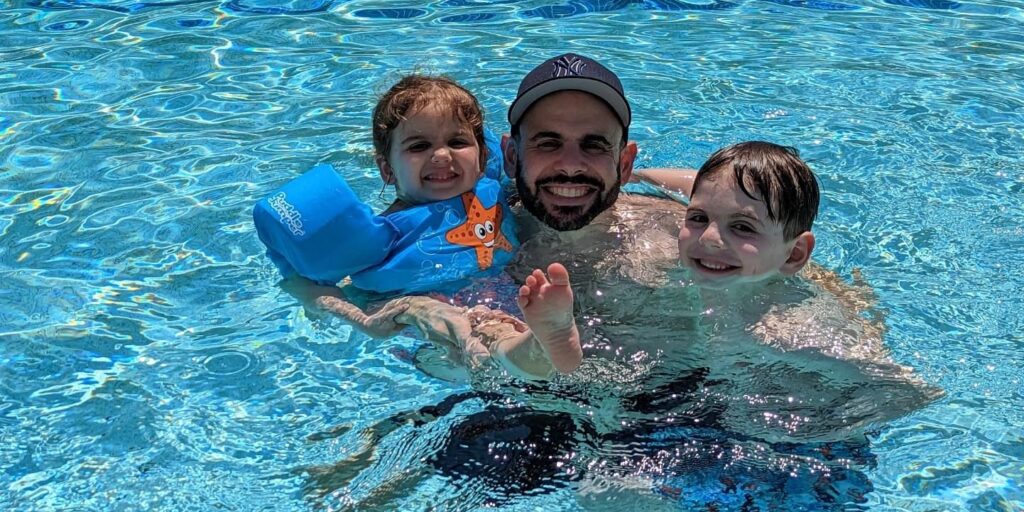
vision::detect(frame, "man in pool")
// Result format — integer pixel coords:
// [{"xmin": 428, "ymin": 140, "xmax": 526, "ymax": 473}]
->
[{"xmin": 302, "ymin": 53, "xmax": 942, "ymax": 506}]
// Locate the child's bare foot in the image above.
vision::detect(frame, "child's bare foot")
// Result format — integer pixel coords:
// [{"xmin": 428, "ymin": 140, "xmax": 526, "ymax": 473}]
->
[{"xmin": 516, "ymin": 263, "xmax": 582, "ymax": 374}]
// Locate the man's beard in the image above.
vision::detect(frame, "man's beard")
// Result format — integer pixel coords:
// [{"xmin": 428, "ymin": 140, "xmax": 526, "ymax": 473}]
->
[{"xmin": 515, "ymin": 161, "xmax": 622, "ymax": 232}]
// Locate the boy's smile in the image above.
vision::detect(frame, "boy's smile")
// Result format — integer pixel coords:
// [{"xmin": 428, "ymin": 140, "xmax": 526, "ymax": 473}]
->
[
  {"xmin": 678, "ymin": 171, "xmax": 808, "ymax": 287},
  {"xmin": 384, "ymin": 105, "xmax": 481, "ymax": 204}
]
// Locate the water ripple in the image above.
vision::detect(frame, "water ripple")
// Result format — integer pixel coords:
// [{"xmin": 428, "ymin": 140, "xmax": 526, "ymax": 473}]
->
[{"xmin": 3, "ymin": 1, "xmax": 1024, "ymax": 510}]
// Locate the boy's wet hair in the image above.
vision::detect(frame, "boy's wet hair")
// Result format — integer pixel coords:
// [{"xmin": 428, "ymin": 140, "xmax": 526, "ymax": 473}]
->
[
  {"xmin": 692, "ymin": 141, "xmax": 819, "ymax": 240},
  {"xmin": 372, "ymin": 75, "xmax": 486, "ymax": 170}
]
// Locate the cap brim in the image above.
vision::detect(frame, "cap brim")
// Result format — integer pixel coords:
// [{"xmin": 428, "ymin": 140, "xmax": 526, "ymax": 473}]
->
[{"xmin": 508, "ymin": 77, "xmax": 631, "ymax": 128}]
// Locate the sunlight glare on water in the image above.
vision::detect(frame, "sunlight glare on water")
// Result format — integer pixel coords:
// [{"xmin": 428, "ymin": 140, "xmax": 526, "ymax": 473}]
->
[{"xmin": 1, "ymin": 0, "xmax": 1023, "ymax": 510}]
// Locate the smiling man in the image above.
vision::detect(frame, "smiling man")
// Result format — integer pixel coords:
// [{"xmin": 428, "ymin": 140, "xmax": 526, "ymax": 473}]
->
[
  {"xmin": 493, "ymin": 54, "xmax": 693, "ymax": 292},
  {"xmin": 504, "ymin": 53, "xmax": 638, "ymax": 232}
]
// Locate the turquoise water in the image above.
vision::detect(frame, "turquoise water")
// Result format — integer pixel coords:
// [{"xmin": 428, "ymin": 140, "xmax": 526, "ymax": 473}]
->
[{"xmin": 2, "ymin": 0, "xmax": 1023, "ymax": 510}]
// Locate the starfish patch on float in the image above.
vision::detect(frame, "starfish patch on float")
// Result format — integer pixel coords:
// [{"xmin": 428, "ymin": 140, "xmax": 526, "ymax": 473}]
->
[{"xmin": 445, "ymin": 190, "xmax": 513, "ymax": 269}]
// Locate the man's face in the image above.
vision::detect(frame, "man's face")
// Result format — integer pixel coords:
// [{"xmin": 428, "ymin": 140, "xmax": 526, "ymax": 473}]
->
[{"xmin": 506, "ymin": 91, "xmax": 636, "ymax": 231}]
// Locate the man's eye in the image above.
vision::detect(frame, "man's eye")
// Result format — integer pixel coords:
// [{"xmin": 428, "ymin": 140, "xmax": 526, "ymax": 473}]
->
[
  {"xmin": 536, "ymin": 140, "xmax": 560, "ymax": 150},
  {"xmin": 582, "ymin": 142, "xmax": 611, "ymax": 154}
]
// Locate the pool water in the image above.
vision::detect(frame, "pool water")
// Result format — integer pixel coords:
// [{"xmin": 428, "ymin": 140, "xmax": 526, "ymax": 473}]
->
[{"xmin": 2, "ymin": 0, "xmax": 1023, "ymax": 510}]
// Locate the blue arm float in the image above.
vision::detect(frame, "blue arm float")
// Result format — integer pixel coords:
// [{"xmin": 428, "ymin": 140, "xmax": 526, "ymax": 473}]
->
[{"xmin": 253, "ymin": 163, "xmax": 399, "ymax": 285}]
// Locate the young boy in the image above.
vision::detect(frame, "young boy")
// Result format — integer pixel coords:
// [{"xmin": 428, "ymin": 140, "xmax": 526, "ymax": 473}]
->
[{"xmin": 671, "ymin": 141, "xmax": 817, "ymax": 288}]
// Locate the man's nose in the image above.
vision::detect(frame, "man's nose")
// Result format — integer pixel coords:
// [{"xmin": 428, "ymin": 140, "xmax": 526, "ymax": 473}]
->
[{"xmin": 556, "ymin": 144, "xmax": 586, "ymax": 176}]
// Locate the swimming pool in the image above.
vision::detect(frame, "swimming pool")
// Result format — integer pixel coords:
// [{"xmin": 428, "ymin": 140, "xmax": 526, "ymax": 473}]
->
[{"xmin": 2, "ymin": 0, "xmax": 1022, "ymax": 510}]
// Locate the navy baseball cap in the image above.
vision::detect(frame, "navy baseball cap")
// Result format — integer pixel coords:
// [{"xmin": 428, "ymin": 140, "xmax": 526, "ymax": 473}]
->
[{"xmin": 508, "ymin": 53, "xmax": 631, "ymax": 129}]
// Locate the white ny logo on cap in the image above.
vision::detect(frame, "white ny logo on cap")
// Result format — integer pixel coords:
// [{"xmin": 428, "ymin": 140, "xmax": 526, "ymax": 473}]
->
[{"xmin": 551, "ymin": 55, "xmax": 586, "ymax": 77}]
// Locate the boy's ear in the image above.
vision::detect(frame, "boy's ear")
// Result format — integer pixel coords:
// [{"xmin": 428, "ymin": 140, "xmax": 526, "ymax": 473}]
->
[
  {"xmin": 501, "ymin": 133, "xmax": 517, "ymax": 180},
  {"xmin": 376, "ymin": 156, "xmax": 393, "ymax": 184},
  {"xmin": 618, "ymin": 140, "xmax": 638, "ymax": 184},
  {"xmin": 780, "ymin": 231, "xmax": 815, "ymax": 275}
]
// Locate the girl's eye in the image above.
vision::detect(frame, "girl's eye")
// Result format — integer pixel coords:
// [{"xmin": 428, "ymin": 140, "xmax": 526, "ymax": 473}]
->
[
  {"xmin": 408, "ymin": 142, "xmax": 430, "ymax": 152},
  {"xmin": 449, "ymin": 138, "xmax": 471, "ymax": 148},
  {"xmin": 686, "ymin": 213, "xmax": 708, "ymax": 224}
]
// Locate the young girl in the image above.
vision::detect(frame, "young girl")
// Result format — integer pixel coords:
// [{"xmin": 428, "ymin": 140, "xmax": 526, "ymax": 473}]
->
[
  {"xmin": 256, "ymin": 75, "xmax": 515, "ymax": 294},
  {"xmin": 253, "ymin": 74, "xmax": 582, "ymax": 378}
]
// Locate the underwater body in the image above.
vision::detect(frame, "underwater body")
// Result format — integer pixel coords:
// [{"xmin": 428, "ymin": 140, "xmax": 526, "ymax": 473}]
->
[
  {"xmin": 2, "ymin": 0, "xmax": 1023, "ymax": 510},
  {"xmin": 302, "ymin": 191, "xmax": 943, "ymax": 510}
]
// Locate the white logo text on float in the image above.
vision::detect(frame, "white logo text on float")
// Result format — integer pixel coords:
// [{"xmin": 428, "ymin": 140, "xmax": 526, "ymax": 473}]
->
[{"xmin": 269, "ymin": 192, "xmax": 305, "ymax": 237}]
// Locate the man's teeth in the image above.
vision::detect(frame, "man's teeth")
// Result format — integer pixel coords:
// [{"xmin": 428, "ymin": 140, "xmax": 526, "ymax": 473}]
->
[
  {"xmin": 547, "ymin": 186, "xmax": 589, "ymax": 198},
  {"xmin": 700, "ymin": 260, "xmax": 732, "ymax": 270}
]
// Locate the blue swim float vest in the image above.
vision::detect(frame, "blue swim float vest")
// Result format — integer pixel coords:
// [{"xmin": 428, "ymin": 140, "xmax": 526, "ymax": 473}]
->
[{"xmin": 253, "ymin": 132, "xmax": 518, "ymax": 294}]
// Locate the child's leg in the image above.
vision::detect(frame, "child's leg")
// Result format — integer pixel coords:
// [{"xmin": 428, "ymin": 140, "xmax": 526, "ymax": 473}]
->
[{"xmin": 516, "ymin": 263, "xmax": 582, "ymax": 374}]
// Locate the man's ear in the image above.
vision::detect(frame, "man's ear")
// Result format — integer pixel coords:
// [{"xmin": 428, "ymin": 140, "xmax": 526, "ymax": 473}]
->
[
  {"xmin": 502, "ymin": 133, "xmax": 517, "ymax": 180},
  {"xmin": 376, "ymin": 155, "xmax": 393, "ymax": 184},
  {"xmin": 618, "ymin": 141, "xmax": 638, "ymax": 184},
  {"xmin": 780, "ymin": 231, "xmax": 815, "ymax": 275}
]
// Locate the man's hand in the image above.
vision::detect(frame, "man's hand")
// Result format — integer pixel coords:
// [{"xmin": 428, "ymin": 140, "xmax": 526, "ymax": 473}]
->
[
  {"xmin": 280, "ymin": 275, "xmax": 345, "ymax": 316},
  {"xmin": 317, "ymin": 296, "xmax": 409, "ymax": 339}
]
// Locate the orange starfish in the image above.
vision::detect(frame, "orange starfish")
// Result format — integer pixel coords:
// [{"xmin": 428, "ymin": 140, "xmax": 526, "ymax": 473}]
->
[{"xmin": 445, "ymin": 190, "xmax": 513, "ymax": 270}]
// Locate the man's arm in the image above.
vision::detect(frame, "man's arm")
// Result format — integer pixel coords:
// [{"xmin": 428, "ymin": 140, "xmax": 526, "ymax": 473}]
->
[
  {"xmin": 317, "ymin": 295, "xmax": 561, "ymax": 381},
  {"xmin": 632, "ymin": 168, "xmax": 698, "ymax": 200},
  {"xmin": 280, "ymin": 275, "xmax": 347, "ymax": 316}
]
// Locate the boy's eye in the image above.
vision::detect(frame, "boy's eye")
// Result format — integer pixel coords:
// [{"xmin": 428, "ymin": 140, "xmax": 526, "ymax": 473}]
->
[
  {"xmin": 685, "ymin": 213, "xmax": 708, "ymax": 224},
  {"xmin": 732, "ymin": 223, "xmax": 756, "ymax": 234},
  {"xmin": 407, "ymin": 141, "xmax": 430, "ymax": 152}
]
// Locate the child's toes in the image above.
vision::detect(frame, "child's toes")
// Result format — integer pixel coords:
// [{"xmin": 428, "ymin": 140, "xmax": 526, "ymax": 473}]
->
[
  {"xmin": 524, "ymin": 274, "xmax": 538, "ymax": 289},
  {"xmin": 532, "ymin": 268, "xmax": 550, "ymax": 286},
  {"xmin": 516, "ymin": 285, "xmax": 531, "ymax": 309},
  {"xmin": 546, "ymin": 263, "xmax": 570, "ymax": 286}
]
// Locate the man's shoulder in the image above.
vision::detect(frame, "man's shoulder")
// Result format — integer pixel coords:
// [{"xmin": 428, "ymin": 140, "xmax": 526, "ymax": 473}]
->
[
  {"xmin": 615, "ymin": 193, "xmax": 686, "ymax": 211},
  {"xmin": 611, "ymin": 193, "xmax": 687, "ymax": 226}
]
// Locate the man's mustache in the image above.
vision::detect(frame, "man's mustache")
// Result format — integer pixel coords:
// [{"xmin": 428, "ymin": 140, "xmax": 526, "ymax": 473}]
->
[{"xmin": 535, "ymin": 175, "xmax": 604, "ymax": 189}]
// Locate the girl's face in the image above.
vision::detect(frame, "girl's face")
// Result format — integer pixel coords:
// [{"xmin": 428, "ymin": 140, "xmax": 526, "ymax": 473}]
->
[{"xmin": 380, "ymin": 104, "xmax": 482, "ymax": 205}]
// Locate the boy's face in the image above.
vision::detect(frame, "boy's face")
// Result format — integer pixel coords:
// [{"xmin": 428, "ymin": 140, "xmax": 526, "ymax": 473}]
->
[
  {"xmin": 677, "ymin": 169, "xmax": 812, "ymax": 287},
  {"xmin": 380, "ymin": 104, "xmax": 481, "ymax": 204}
]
